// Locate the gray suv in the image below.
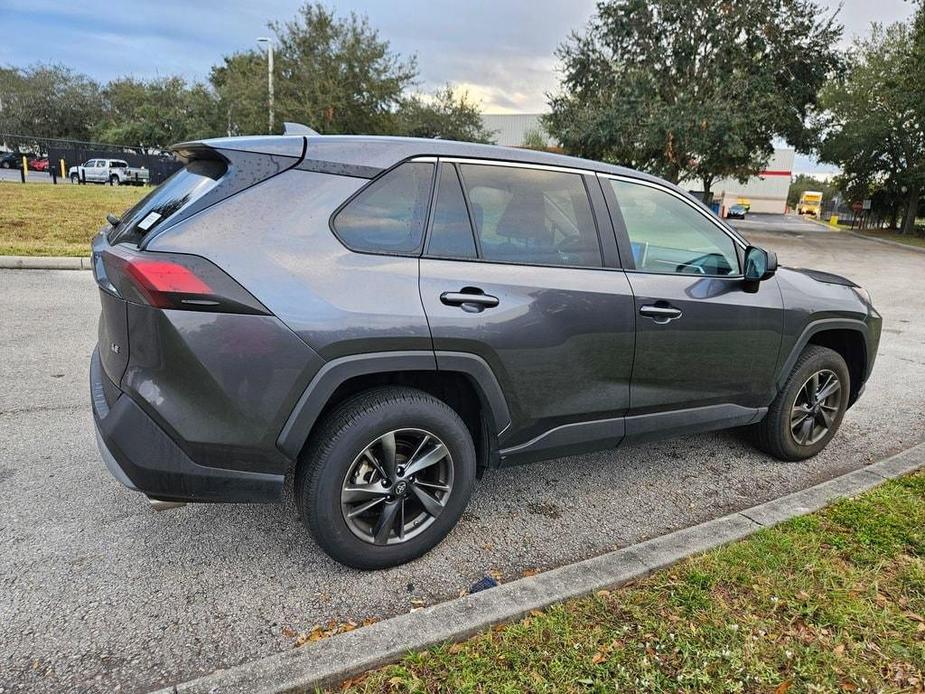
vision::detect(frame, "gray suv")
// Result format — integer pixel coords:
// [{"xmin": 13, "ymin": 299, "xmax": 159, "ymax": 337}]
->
[{"xmin": 90, "ymin": 135, "xmax": 881, "ymax": 568}]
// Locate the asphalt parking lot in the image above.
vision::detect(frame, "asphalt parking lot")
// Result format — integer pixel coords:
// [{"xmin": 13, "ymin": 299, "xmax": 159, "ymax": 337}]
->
[
  {"xmin": 2, "ymin": 224, "xmax": 924, "ymax": 692},
  {"xmin": 732, "ymin": 211, "xmax": 828, "ymax": 233}
]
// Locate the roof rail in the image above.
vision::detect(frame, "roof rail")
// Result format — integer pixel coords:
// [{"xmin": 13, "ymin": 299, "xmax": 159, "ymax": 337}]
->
[{"xmin": 283, "ymin": 122, "xmax": 320, "ymax": 136}]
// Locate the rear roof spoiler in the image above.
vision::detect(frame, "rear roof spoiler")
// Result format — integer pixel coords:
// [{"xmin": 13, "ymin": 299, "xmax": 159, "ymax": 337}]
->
[{"xmin": 171, "ymin": 135, "xmax": 307, "ymax": 161}]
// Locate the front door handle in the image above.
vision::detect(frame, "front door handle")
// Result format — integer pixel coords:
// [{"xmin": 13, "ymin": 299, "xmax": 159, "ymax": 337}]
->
[
  {"xmin": 639, "ymin": 304, "xmax": 682, "ymax": 322},
  {"xmin": 440, "ymin": 290, "xmax": 499, "ymax": 311}
]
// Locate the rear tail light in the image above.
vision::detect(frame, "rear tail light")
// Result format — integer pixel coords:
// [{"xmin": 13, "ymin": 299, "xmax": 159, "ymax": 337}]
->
[{"xmin": 98, "ymin": 251, "xmax": 269, "ymax": 315}]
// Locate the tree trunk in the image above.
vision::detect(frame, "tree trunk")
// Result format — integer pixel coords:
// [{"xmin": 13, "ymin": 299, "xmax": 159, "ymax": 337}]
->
[
  {"xmin": 702, "ymin": 176, "xmax": 713, "ymax": 205},
  {"xmin": 901, "ymin": 187, "xmax": 920, "ymax": 235}
]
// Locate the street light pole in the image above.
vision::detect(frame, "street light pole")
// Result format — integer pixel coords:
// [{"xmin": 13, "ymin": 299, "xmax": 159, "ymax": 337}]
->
[{"xmin": 257, "ymin": 37, "xmax": 274, "ymax": 135}]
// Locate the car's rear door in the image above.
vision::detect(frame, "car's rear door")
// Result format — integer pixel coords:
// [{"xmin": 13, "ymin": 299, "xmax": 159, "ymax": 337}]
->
[
  {"xmin": 601, "ymin": 175, "xmax": 783, "ymax": 438},
  {"xmin": 419, "ymin": 159, "xmax": 636, "ymax": 460}
]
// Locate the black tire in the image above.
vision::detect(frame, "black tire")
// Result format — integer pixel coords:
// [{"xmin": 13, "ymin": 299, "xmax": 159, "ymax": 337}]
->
[
  {"xmin": 70, "ymin": 174, "xmax": 79, "ymax": 184},
  {"xmin": 753, "ymin": 345, "xmax": 850, "ymax": 461},
  {"xmin": 109, "ymin": 174, "xmax": 120, "ymax": 186},
  {"xmin": 296, "ymin": 386, "xmax": 476, "ymax": 569}
]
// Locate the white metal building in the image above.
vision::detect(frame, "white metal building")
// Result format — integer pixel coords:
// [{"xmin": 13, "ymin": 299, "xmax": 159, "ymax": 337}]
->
[
  {"xmin": 481, "ymin": 114, "xmax": 548, "ymax": 147},
  {"xmin": 711, "ymin": 149, "xmax": 795, "ymax": 215}
]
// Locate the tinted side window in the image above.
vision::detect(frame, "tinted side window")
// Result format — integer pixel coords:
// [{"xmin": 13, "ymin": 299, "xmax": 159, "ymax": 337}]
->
[
  {"xmin": 609, "ymin": 180, "xmax": 739, "ymax": 276},
  {"xmin": 333, "ymin": 162, "xmax": 435, "ymax": 254},
  {"xmin": 459, "ymin": 164, "xmax": 602, "ymax": 268},
  {"xmin": 426, "ymin": 164, "xmax": 477, "ymax": 259}
]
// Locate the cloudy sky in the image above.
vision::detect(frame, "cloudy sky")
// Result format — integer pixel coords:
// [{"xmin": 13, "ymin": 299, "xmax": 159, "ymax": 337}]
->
[
  {"xmin": 3, "ymin": 0, "xmax": 918, "ymax": 111},
  {"xmin": 0, "ymin": 0, "xmax": 918, "ymax": 170}
]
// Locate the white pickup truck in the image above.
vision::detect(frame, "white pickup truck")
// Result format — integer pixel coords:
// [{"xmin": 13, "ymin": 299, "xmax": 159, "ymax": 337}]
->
[{"xmin": 68, "ymin": 158, "xmax": 149, "ymax": 186}]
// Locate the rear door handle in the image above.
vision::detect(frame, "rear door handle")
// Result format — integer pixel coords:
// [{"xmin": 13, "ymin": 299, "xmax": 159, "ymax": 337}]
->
[
  {"xmin": 440, "ymin": 291, "xmax": 499, "ymax": 311},
  {"xmin": 639, "ymin": 304, "xmax": 682, "ymax": 322}
]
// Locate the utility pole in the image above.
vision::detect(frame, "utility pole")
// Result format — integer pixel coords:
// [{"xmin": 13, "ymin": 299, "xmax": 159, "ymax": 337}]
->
[{"xmin": 257, "ymin": 37, "xmax": 275, "ymax": 135}]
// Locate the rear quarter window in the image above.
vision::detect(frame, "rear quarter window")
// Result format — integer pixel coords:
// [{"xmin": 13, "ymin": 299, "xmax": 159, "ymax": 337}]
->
[
  {"xmin": 109, "ymin": 159, "xmax": 227, "ymax": 245},
  {"xmin": 332, "ymin": 162, "xmax": 435, "ymax": 254}
]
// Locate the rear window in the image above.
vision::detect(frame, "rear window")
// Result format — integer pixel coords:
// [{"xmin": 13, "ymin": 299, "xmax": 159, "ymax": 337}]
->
[{"xmin": 108, "ymin": 159, "xmax": 227, "ymax": 245}]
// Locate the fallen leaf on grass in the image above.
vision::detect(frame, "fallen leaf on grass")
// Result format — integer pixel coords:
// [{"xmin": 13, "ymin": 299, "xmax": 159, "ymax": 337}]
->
[
  {"xmin": 522, "ymin": 568, "xmax": 540, "ymax": 577},
  {"xmin": 774, "ymin": 681, "xmax": 792, "ymax": 694}
]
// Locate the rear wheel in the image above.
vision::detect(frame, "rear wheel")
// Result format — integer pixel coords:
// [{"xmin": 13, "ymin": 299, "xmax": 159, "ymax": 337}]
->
[
  {"xmin": 70, "ymin": 173, "xmax": 79, "ymax": 184},
  {"xmin": 753, "ymin": 345, "xmax": 850, "ymax": 461},
  {"xmin": 296, "ymin": 386, "xmax": 476, "ymax": 569},
  {"xmin": 109, "ymin": 174, "xmax": 120, "ymax": 185}
]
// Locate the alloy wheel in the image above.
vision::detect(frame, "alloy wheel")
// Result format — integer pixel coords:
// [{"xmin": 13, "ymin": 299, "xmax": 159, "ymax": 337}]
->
[
  {"xmin": 340, "ymin": 428, "xmax": 454, "ymax": 545},
  {"xmin": 790, "ymin": 369, "xmax": 842, "ymax": 446}
]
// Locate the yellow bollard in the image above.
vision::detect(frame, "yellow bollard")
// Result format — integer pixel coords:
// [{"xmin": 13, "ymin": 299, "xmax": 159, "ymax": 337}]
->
[
  {"xmin": 22, "ymin": 155, "xmax": 28, "ymax": 176},
  {"xmin": 829, "ymin": 214, "xmax": 839, "ymax": 227},
  {"xmin": 60, "ymin": 159, "xmax": 66, "ymax": 178}
]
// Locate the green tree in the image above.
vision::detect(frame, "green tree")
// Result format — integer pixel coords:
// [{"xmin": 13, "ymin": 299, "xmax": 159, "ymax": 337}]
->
[
  {"xmin": 818, "ymin": 14, "xmax": 925, "ymax": 235},
  {"xmin": 545, "ymin": 0, "xmax": 842, "ymax": 199},
  {"xmin": 395, "ymin": 85, "xmax": 495, "ymax": 142},
  {"xmin": 211, "ymin": 2, "xmax": 417, "ymax": 135},
  {"xmin": 520, "ymin": 126, "xmax": 550, "ymax": 150},
  {"xmin": 0, "ymin": 64, "xmax": 102, "ymax": 147},
  {"xmin": 95, "ymin": 77, "xmax": 223, "ymax": 150}
]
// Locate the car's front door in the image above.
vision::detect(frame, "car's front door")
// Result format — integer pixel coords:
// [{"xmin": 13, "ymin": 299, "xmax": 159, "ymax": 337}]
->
[
  {"xmin": 419, "ymin": 160, "xmax": 636, "ymax": 458},
  {"xmin": 601, "ymin": 176, "xmax": 783, "ymax": 436}
]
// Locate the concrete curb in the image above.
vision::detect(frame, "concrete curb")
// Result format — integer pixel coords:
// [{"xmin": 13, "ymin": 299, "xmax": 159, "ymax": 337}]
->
[
  {"xmin": 158, "ymin": 441, "xmax": 925, "ymax": 694},
  {"xmin": 0, "ymin": 255, "xmax": 91, "ymax": 270}
]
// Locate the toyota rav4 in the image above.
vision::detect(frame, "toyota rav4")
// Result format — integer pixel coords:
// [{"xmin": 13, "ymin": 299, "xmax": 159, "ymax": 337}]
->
[{"xmin": 90, "ymin": 134, "xmax": 881, "ymax": 569}]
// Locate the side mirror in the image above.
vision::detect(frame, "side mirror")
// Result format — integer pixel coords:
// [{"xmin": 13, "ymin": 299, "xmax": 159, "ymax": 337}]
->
[{"xmin": 744, "ymin": 246, "xmax": 777, "ymax": 282}]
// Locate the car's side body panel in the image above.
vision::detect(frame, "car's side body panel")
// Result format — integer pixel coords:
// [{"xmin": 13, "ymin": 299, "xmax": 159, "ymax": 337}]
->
[
  {"xmin": 419, "ymin": 258, "xmax": 636, "ymax": 449},
  {"xmin": 623, "ymin": 272, "xmax": 784, "ymax": 413},
  {"xmin": 148, "ymin": 169, "xmax": 434, "ymax": 361}
]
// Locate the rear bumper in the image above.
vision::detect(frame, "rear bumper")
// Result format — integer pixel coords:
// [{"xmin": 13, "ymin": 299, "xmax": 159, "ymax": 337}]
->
[{"xmin": 91, "ymin": 348, "xmax": 284, "ymax": 503}]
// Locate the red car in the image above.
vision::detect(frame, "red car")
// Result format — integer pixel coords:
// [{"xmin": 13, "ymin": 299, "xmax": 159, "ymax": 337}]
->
[{"xmin": 29, "ymin": 158, "xmax": 49, "ymax": 172}]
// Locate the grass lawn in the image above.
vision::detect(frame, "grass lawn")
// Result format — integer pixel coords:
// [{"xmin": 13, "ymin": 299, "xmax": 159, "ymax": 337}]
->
[
  {"xmin": 852, "ymin": 228, "xmax": 925, "ymax": 250},
  {"xmin": 0, "ymin": 182, "xmax": 147, "ymax": 256},
  {"xmin": 347, "ymin": 472, "xmax": 925, "ymax": 693}
]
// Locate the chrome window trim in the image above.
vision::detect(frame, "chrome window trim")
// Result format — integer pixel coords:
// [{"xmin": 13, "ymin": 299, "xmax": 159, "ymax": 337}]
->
[
  {"xmin": 596, "ymin": 172, "xmax": 748, "ymax": 250},
  {"xmin": 434, "ymin": 156, "xmax": 592, "ymax": 177}
]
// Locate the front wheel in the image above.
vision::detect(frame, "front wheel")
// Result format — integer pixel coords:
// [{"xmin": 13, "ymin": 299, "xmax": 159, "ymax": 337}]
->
[
  {"xmin": 753, "ymin": 345, "xmax": 850, "ymax": 461},
  {"xmin": 109, "ymin": 174, "xmax": 120, "ymax": 186},
  {"xmin": 296, "ymin": 386, "xmax": 476, "ymax": 569}
]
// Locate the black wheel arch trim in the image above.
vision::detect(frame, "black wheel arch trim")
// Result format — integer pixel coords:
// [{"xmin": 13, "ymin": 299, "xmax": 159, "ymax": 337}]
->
[
  {"xmin": 775, "ymin": 318, "xmax": 871, "ymax": 393},
  {"xmin": 276, "ymin": 350, "xmax": 512, "ymax": 460}
]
